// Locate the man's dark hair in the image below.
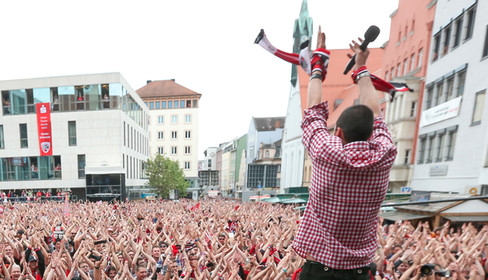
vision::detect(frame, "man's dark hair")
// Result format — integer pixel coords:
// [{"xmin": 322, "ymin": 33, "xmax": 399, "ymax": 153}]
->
[{"xmin": 336, "ymin": 105, "xmax": 374, "ymax": 142}]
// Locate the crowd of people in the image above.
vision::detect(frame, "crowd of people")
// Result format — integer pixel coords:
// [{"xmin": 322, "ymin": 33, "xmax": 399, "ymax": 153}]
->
[{"xmin": 0, "ymin": 199, "xmax": 484, "ymax": 280}]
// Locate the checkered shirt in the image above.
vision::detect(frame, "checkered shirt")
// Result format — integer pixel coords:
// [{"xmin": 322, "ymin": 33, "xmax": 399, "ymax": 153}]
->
[{"xmin": 292, "ymin": 101, "xmax": 397, "ymax": 269}]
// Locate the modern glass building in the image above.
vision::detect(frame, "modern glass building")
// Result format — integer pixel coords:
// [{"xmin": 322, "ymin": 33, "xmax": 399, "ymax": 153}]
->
[{"xmin": 0, "ymin": 73, "xmax": 149, "ymax": 201}]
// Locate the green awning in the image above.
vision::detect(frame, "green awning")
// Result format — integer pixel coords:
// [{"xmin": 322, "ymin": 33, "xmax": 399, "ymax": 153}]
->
[
  {"xmin": 280, "ymin": 198, "xmax": 307, "ymax": 204},
  {"xmin": 262, "ymin": 197, "xmax": 281, "ymax": 203}
]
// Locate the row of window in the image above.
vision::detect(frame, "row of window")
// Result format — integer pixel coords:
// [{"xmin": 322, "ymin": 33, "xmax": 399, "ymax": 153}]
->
[
  {"xmin": 122, "ymin": 154, "xmax": 144, "ymax": 180},
  {"xmin": 385, "ymin": 48, "xmax": 424, "ymax": 81},
  {"xmin": 145, "ymin": 99, "xmax": 198, "ymax": 110},
  {"xmin": 123, "ymin": 122, "xmax": 149, "ymax": 156},
  {"xmin": 386, "ymin": 93, "xmax": 417, "ymax": 123},
  {"xmin": 155, "ymin": 114, "xmax": 192, "ymax": 125},
  {"xmin": 0, "ymin": 155, "xmax": 85, "ymax": 182},
  {"xmin": 157, "ymin": 146, "xmax": 193, "ymax": 156},
  {"xmin": 1, "ymin": 83, "xmax": 147, "ymax": 129},
  {"xmin": 156, "ymin": 130, "xmax": 192, "ymax": 140},
  {"xmin": 432, "ymin": 3, "xmax": 476, "ymax": 62},
  {"xmin": 417, "ymin": 126, "xmax": 458, "ymax": 164},
  {"xmin": 425, "ymin": 66, "xmax": 466, "ymax": 110}
]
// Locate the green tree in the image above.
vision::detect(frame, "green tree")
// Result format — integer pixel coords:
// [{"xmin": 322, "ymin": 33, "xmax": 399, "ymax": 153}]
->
[{"xmin": 145, "ymin": 154, "xmax": 188, "ymax": 198}]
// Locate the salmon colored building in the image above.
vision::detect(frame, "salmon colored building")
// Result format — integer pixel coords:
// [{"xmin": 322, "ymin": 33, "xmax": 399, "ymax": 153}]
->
[
  {"xmin": 297, "ymin": 48, "xmax": 385, "ymax": 187},
  {"xmin": 381, "ymin": 0, "xmax": 436, "ymax": 191}
]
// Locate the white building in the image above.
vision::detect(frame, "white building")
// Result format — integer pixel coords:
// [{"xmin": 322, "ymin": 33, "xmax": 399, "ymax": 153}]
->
[
  {"xmin": 411, "ymin": 0, "xmax": 488, "ymax": 195},
  {"xmin": 137, "ymin": 79, "xmax": 201, "ymax": 189},
  {"xmin": 0, "ymin": 73, "xmax": 149, "ymax": 201}
]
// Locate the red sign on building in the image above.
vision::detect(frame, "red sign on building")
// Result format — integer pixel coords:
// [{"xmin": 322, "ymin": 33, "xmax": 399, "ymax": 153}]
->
[{"xmin": 36, "ymin": 103, "xmax": 53, "ymax": 156}]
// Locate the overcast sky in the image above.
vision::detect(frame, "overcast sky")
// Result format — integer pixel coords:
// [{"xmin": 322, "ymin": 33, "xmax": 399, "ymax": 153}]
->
[{"xmin": 0, "ymin": 0, "xmax": 398, "ymax": 160}]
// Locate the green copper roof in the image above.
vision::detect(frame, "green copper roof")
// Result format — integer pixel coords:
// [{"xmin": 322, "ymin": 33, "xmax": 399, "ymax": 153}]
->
[{"xmin": 290, "ymin": 0, "xmax": 313, "ymax": 86}]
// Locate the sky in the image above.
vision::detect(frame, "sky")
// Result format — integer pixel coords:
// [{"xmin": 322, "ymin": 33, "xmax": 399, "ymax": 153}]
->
[{"xmin": 0, "ymin": 0, "xmax": 399, "ymax": 160}]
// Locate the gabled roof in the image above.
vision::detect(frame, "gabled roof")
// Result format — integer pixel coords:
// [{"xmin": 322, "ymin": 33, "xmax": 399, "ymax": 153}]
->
[
  {"xmin": 253, "ymin": 117, "xmax": 285, "ymax": 131},
  {"xmin": 136, "ymin": 79, "xmax": 201, "ymax": 99}
]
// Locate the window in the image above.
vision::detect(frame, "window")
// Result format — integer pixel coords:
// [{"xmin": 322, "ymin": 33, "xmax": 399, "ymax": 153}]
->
[
  {"xmin": 171, "ymin": 115, "xmax": 178, "ymax": 124},
  {"xmin": 443, "ymin": 25, "xmax": 451, "ymax": 55},
  {"xmin": 180, "ymin": 101, "xmax": 185, "ymax": 108},
  {"xmin": 171, "ymin": 146, "xmax": 177, "ymax": 155},
  {"xmin": 403, "ymin": 58, "xmax": 408, "ymax": 75},
  {"xmin": 186, "ymin": 100, "xmax": 192, "ymax": 108},
  {"xmin": 446, "ymin": 76, "xmax": 454, "ymax": 101},
  {"xmin": 453, "ymin": 17, "xmax": 463, "ymax": 48},
  {"xmin": 168, "ymin": 101, "xmax": 173, "ymax": 109},
  {"xmin": 185, "ymin": 146, "xmax": 191, "ymax": 155},
  {"xmin": 404, "ymin": 149, "xmax": 411, "ymax": 165},
  {"xmin": 457, "ymin": 70, "xmax": 466, "ymax": 96},
  {"xmin": 158, "ymin": 147, "xmax": 164, "ymax": 155},
  {"xmin": 472, "ymin": 90, "xmax": 486, "ymax": 125},
  {"xmin": 385, "ymin": 71, "xmax": 389, "ymax": 80},
  {"xmin": 417, "ymin": 48, "xmax": 423, "ymax": 68},
  {"xmin": 78, "ymin": 154, "xmax": 86, "ymax": 178},
  {"xmin": 68, "ymin": 121, "xmax": 77, "ymax": 146},
  {"xmin": 483, "ymin": 25, "xmax": 488, "ymax": 58},
  {"xmin": 410, "ymin": 53, "xmax": 415, "ymax": 72},
  {"xmin": 19, "ymin": 124, "xmax": 28, "ymax": 148},
  {"xmin": 410, "ymin": 101, "xmax": 417, "ymax": 117},
  {"xmin": 158, "ymin": 131, "xmax": 164, "ymax": 140},
  {"xmin": 418, "ymin": 138, "xmax": 426, "ymax": 164},
  {"xmin": 396, "ymin": 63, "xmax": 401, "ymax": 76},
  {"xmin": 156, "ymin": 102, "xmax": 160, "ymax": 109},
  {"xmin": 171, "ymin": 131, "xmax": 178, "ymax": 139},
  {"xmin": 434, "ymin": 81, "xmax": 444, "ymax": 106},
  {"xmin": 185, "ymin": 114, "xmax": 191, "ymax": 123},
  {"xmin": 432, "ymin": 34, "xmax": 440, "ymax": 61},
  {"xmin": 435, "ymin": 134, "xmax": 445, "ymax": 162},
  {"xmin": 465, "ymin": 7, "xmax": 476, "ymax": 40},
  {"xmin": 174, "ymin": 101, "xmax": 179, "ymax": 108},
  {"xmin": 158, "ymin": 116, "xmax": 164, "ymax": 124},
  {"xmin": 208, "ymin": 159, "xmax": 212, "ymax": 167},
  {"xmin": 193, "ymin": 100, "xmax": 198, "ymax": 108},
  {"xmin": 425, "ymin": 86, "xmax": 433, "ymax": 109},
  {"xmin": 185, "ymin": 130, "xmax": 191, "ymax": 139},
  {"xmin": 446, "ymin": 130, "xmax": 457, "ymax": 161},
  {"xmin": 390, "ymin": 67, "xmax": 394, "ymax": 79},
  {"xmin": 184, "ymin": 161, "xmax": 191, "ymax": 170},
  {"xmin": 426, "ymin": 135, "xmax": 435, "ymax": 163},
  {"xmin": 149, "ymin": 102, "xmax": 154, "ymax": 109},
  {"xmin": 0, "ymin": 125, "xmax": 4, "ymax": 149},
  {"xmin": 162, "ymin": 101, "xmax": 167, "ymax": 109}
]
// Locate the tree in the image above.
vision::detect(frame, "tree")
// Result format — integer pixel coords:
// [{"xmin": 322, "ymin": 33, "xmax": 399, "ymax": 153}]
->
[{"xmin": 145, "ymin": 155, "xmax": 189, "ymax": 198}]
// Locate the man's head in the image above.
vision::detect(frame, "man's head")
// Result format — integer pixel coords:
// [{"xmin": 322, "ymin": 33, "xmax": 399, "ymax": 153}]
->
[
  {"xmin": 335, "ymin": 105, "xmax": 374, "ymax": 143},
  {"xmin": 136, "ymin": 264, "xmax": 147, "ymax": 280},
  {"xmin": 11, "ymin": 264, "xmax": 21, "ymax": 279},
  {"xmin": 28, "ymin": 254, "xmax": 38, "ymax": 270}
]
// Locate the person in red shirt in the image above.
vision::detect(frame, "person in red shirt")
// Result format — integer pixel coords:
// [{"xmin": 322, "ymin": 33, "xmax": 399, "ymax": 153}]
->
[{"xmin": 292, "ymin": 27, "xmax": 397, "ymax": 280}]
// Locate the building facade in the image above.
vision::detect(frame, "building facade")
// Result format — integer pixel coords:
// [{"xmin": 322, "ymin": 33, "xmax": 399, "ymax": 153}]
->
[
  {"xmin": 411, "ymin": 0, "xmax": 487, "ymax": 195},
  {"xmin": 0, "ymin": 73, "xmax": 149, "ymax": 201},
  {"xmin": 137, "ymin": 79, "xmax": 201, "ymax": 189},
  {"xmin": 382, "ymin": 0, "xmax": 436, "ymax": 192}
]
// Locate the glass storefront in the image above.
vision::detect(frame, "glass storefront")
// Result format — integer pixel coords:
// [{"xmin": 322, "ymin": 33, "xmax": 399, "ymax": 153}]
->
[{"xmin": 0, "ymin": 156, "xmax": 61, "ymax": 181}]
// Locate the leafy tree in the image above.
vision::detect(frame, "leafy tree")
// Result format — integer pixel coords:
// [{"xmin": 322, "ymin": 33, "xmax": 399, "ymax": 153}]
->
[{"xmin": 145, "ymin": 155, "xmax": 188, "ymax": 198}]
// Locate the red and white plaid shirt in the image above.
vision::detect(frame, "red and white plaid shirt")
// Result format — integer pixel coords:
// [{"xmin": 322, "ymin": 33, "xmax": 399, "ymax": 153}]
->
[{"xmin": 292, "ymin": 101, "xmax": 397, "ymax": 269}]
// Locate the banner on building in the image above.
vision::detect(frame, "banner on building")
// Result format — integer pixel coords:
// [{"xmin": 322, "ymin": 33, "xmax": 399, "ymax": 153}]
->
[
  {"xmin": 420, "ymin": 97, "xmax": 462, "ymax": 127},
  {"xmin": 36, "ymin": 103, "xmax": 53, "ymax": 156}
]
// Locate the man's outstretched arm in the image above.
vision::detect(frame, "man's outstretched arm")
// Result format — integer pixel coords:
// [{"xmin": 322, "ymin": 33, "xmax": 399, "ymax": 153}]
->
[
  {"xmin": 307, "ymin": 26, "xmax": 326, "ymax": 108},
  {"xmin": 350, "ymin": 40, "xmax": 381, "ymax": 117}
]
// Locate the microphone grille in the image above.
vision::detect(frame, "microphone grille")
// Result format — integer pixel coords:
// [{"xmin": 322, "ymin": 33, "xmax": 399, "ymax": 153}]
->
[{"xmin": 364, "ymin": 25, "xmax": 380, "ymax": 42}]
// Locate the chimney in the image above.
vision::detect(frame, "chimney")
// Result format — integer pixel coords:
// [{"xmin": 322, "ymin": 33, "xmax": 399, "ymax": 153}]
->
[
  {"xmin": 171, "ymin": 79, "xmax": 175, "ymax": 82},
  {"xmin": 146, "ymin": 80, "xmax": 152, "ymax": 84}
]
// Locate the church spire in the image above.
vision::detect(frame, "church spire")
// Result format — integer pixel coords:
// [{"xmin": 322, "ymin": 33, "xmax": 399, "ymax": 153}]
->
[{"xmin": 290, "ymin": 0, "xmax": 313, "ymax": 87}]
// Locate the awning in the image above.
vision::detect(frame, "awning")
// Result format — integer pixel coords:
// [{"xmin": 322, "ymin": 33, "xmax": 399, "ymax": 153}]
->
[
  {"xmin": 262, "ymin": 197, "xmax": 281, "ymax": 203},
  {"xmin": 442, "ymin": 215, "xmax": 488, "ymax": 222},
  {"xmin": 380, "ymin": 211, "xmax": 433, "ymax": 221},
  {"xmin": 280, "ymin": 198, "xmax": 307, "ymax": 204}
]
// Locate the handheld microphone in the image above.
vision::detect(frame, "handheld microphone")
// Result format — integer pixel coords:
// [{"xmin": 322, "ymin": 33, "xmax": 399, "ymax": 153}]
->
[{"xmin": 343, "ymin": 25, "xmax": 380, "ymax": 75}]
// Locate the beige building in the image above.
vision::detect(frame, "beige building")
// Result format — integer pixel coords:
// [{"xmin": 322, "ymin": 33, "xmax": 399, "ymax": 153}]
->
[{"xmin": 137, "ymin": 79, "xmax": 201, "ymax": 189}]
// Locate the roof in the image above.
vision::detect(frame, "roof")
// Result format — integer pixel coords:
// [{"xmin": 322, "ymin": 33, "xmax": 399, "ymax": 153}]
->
[
  {"xmin": 395, "ymin": 193, "xmax": 472, "ymax": 213},
  {"xmin": 253, "ymin": 117, "xmax": 285, "ymax": 131},
  {"xmin": 136, "ymin": 80, "xmax": 202, "ymax": 99}
]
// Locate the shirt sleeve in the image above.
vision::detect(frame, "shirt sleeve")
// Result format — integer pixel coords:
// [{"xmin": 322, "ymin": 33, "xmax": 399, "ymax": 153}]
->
[
  {"xmin": 371, "ymin": 117, "xmax": 394, "ymax": 147},
  {"xmin": 301, "ymin": 101, "xmax": 343, "ymax": 160}
]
